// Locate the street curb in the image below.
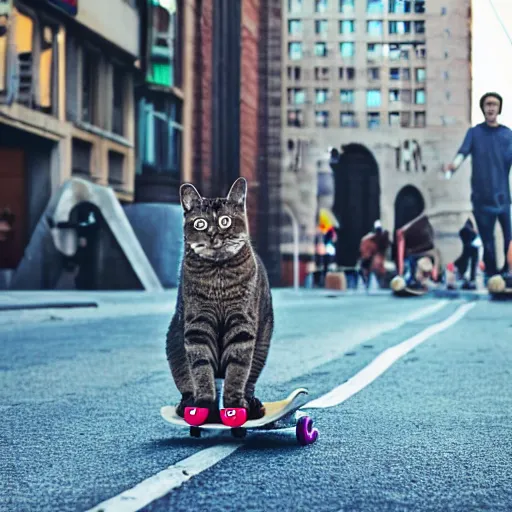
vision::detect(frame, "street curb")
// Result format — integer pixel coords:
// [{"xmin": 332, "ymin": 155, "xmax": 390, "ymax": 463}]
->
[{"xmin": 0, "ymin": 302, "xmax": 98, "ymax": 311}]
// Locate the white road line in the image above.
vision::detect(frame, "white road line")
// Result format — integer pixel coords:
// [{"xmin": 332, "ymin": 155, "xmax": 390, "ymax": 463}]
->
[
  {"xmin": 85, "ymin": 299, "xmax": 462, "ymax": 512},
  {"xmin": 303, "ymin": 302, "xmax": 476, "ymax": 409},
  {"xmin": 85, "ymin": 444, "xmax": 242, "ymax": 512}
]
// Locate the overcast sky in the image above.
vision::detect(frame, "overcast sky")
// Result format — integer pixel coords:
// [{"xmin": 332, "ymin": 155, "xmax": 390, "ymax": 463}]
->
[{"xmin": 471, "ymin": 0, "xmax": 512, "ymax": 127}]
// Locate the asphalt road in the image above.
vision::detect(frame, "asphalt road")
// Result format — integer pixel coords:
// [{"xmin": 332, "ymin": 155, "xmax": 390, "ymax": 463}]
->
[{"xmin": 1, "ymin": 291, "xmax": 511, "ymax": 512}]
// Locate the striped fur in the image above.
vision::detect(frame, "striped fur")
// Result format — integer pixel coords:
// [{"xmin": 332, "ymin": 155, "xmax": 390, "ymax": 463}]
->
[{"xmin": 166, "ymin": 178, "xmax": 273, "ymax": 419}]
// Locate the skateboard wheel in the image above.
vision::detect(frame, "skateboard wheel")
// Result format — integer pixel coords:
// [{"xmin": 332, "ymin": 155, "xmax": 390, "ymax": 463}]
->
[
  {"xmin": 391, "ymin": 276, "xmax": 406, "ymax": 292},
  {"xmin": 488, "ymin": 275, "xmax": 506, "ymax": 293},
  {"xmin": 296, "ymin": 416, "xmax": 318, "ymax": 446},
  {"xmin": 184, "ymin": 407, "xmax": 209, "ymax": 426},
  {"xmin": 231, "ymin": 427, "xmax": 247, "ymax": 439},
  {"xmin": 190, "ymin": 426, "xmax": 201, "ymax": 438},
  {"xmin": 220, "ymin": 408, "xmax": 247, "ymax": 428}
]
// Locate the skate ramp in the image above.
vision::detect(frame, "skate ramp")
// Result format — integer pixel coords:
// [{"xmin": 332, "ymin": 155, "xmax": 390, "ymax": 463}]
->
[{"xmin": 10, "ymin": 178, "xmax": 163, "ymax": 291}]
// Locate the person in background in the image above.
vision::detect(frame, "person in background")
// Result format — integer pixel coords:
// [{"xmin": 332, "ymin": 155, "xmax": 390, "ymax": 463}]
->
[
  {"xmin": 444, "ymin": 92, "xmax": 512, "ymax": 283},
  {"xmin": 452, "ymin": 218, "xmax": 481, "ymax": 290}
]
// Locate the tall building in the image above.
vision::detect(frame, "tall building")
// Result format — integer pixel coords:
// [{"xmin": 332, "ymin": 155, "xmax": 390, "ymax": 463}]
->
[{"xmin": 281, "ymin": 0, "xmax": 472, "ymax": 283}]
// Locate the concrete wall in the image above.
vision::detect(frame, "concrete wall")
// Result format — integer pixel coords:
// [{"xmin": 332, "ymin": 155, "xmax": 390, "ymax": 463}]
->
[
  {"xmin": 73, "ymin": 0, "xmax": 139, "ymax": 57},
  {"xmin": 123, "ymin": 203, "xmax": 184, "ymax": 288}
]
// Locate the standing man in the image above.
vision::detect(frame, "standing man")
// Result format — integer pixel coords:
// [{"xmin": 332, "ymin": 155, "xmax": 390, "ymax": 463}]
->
[{"xmin": 444, "ymin": 92, "xmax": 512, "ymax": 281}]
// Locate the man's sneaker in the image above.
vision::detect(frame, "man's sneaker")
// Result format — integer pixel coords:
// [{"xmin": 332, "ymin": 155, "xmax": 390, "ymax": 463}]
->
[{"xmin": 461, "ymin": 280, "xmax": 476, "ymax": 290}]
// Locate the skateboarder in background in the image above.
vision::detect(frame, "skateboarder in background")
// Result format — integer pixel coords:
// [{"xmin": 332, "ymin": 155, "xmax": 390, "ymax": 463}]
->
[{"xmin": 444, "ymin": 92, "xmax": 512, "ymax": 284}]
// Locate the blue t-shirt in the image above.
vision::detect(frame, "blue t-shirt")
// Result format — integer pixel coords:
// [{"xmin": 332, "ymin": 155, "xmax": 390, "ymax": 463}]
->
[{"xmin": 457, "ymin": 122, "xmax": 512, "ymax": 211}]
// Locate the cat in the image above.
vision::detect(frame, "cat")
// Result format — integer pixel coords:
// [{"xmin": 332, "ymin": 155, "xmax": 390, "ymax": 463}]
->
[{"xmin": 165, "ymin": 177, "xmax": 274, "ymax": 427}]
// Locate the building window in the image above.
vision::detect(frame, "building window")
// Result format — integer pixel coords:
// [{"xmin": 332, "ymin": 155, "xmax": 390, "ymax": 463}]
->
[
  {"xmin": 402, "ymin": 68, "xmax": 411, "ymax": 80},
  {"xmin": 367, "ymin": 0, "xmax": 384, "ymax": 14},
  {"xmin": 315, "ymin": 111, "xmax": 329, "ymax": 127},
  {"xmin": 340, "ymin": 42, "xmax": 355, "ymax": 57},
  {"xmin": 389, "ymin": 112, "xmax": 400, "ymax": 126},
  {"xmin": 416, "ymin": 45, "xmax": 426, "ymax": 59},
  {"xmin": 287, "ymin": 66, "xmax": 302, "ymax": 80},
  {"xmin": 288, "ymin": 88, "xmax": 306, "ymax": 105},
  {"xmin": 367, "ymin": 112, "xmax": 380, "ymax": 129},
  {"xmin": 389, "ymin": 21, "xmax": 411, "ymax": 34},
  {"xmin": 389, "ymin": 0, "xmax": 410, "ymax": 13},
  {"xmin": 401, "ymin": 111, "xmax": 411, "ymax": 127},
  {"xmin": 401, "ymin": 89, "xmax": 412, "ymax": 103},
  {"xmin": 415, "ymin": 89, "xmax": 426, "ymax": 104},
  {"xmin": 315, "ymin": 67, "xmax": 330, "ymax": 80},
  {"xmin": 389, "ymin": 89, "xmax": 400, "ymax": 102},
  {"xmin": 315, "ymin": 42, "xmax": 328, "ymax": 57},
  {"xmin": 315, "ymin": 20, "xmax": 328, "ymax": 35},
  {"xmin": 415, "ymin": 67, "xmax": 426, "ymax": 82},
  {"xmin": 346, "ymin": 67, "xmax": 355, "ymax": 79},
  {"xmin": 315, "ymin": 88, "xmax": 329, "ymax": 104},
  {"xmin": 315, "ymin": 0, "xmax": 328, "ymax": 13},
  {"xmin": 340, "ymin": 89, "xmax": 354, "ymax": 104},
  {"xmin": 414, "ymin": 111, "xmax": 426, "ymax": 127},
  {"xmin": 339, "ymin": 20, "xmax": 355, "ymax": 34},
  {"xmin": 71, "ymin": 138, "xmax": 92, "ymax": 178},
  {"xmin": 367, "ymin": 43, "xmax": 383, "ymax": 60},
  {"xmin": 288, "ymin": 20, "xmax": 303, "ymax": 35},
  {"xmin": 339, "ymin": 0, "xmax": 355, "ymax": 13},
  {"xmin": 390, "ymin": 68, "xmax": 400, "ymax": 80},
  {"xmin": 138, "ymin": 96, "xmax": 183, "ymax": 175},
  {"xmin": 38, "ymin": 24, "xmax": 59, "ymax": 115},
  {"xmin": 368, "ymin": 67, "xmax": 380, "ymax": 80},
  {"xmin": 367, "ymin": 20, "xmax": 383, "ymax": 35},
  {"xmin": 81, "ymin": 47, "xmax": 99, "ymax": 125},
  {"xmin": 366, "ymin": 89, "xmax": 381, "ymax": 107},
  {"xmin": 414, "ymin": 0, "xmax": 425, "ymax": 13},
  {"xmin": 112, "ymin": 65, "xmax": 125, "ymax": 136},
  {"xmin": 340, "ymin": 111, "xmax": 356, "ymax": 127},
  {"xmin": 288, "ymin": 42, "xmax": 302, "ymax": 60},
  {"xmin": 288, "ymin": 0, "xmax": 303, "ymax": 13},
  {"xmin": 108, "ymin": 150, "xmax": 125, "ymax": 186},
  {"xmin": 414, "ymin": 21, "xmax": 425, "ymax": 34},
  {"xmin": 148, "ymin": 0, "xmax": 180, "ymax": 87},
  {"xmin": 287, "ymin": 109, "xmax": 304, "ymax": 127}
]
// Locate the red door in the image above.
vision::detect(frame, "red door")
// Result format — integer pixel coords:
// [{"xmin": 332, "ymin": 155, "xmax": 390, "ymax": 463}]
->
[{"xmin": 0, "ymin": 149, "xmax": 26, "ymax": 269}]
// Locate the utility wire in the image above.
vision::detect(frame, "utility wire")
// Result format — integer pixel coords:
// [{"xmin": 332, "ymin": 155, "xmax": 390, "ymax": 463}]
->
[{"xmin": 488, "ymin": 0, "xmax": 512, "ymax": 46}]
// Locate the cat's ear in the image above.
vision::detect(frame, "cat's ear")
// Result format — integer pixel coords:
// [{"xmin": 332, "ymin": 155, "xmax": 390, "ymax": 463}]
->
[
  {"xmin": 180, "ymin": 183, "xmax": 201, "ymax": 213},
  {"xmin": 227, "ymin": 177, "xmax": 247, "ymax": 207}
]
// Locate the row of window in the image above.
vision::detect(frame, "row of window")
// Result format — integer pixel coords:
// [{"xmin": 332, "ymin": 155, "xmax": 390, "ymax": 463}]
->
[
  {"xmin": 287, "ymin": 88, "xmax": 426, "ymax": 106},
  {"xmin": 287, "ymin": 109, "xmax": 426, "ymax": 128},
  {"xmin": 289, "ymin": 41, "xmax": 426, "ymax": 59},
  {"xmin": 288, "ymin": 0, "xmax": 426, "ymax": 15},
  {"xmin": 288, "ymin": 19, "xmax": 426, "ymax": 36},
  {"xmin": 287, "ymin": 65, "xmax": 426, "ymax": 82}
]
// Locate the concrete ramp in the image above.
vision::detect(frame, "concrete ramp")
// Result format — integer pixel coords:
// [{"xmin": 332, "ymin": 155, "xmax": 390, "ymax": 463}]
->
[{"xmin": 11, "ymin": 178, "xmax": 163, "ymax": 291}]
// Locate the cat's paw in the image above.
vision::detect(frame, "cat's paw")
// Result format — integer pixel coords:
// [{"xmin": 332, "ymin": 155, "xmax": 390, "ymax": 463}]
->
[
  {"xmin": 247, "ymin": 396, "xmax": 266, "ymax": 420},
  {"xmin": 175, "ymin": 394, "xmax": 194, "ymax": 418}
]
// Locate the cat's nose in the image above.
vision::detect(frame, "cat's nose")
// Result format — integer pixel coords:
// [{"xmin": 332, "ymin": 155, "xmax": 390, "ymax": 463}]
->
[{"xmin": 211, "ymin": 239, "xmax": 223, "ymax": 249}]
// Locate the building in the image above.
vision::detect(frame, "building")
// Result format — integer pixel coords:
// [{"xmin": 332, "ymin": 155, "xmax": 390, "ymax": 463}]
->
[
  {"xmin": 0, "ymin": 0, "xmax": 143, "ymax": 289},
  {"xmin": 281, "ymin": 0, "xmax": 472, "ymax": 283},
  {"xmin": 0, "ymin": 0, "xmax": 283, "ymax": 289}
]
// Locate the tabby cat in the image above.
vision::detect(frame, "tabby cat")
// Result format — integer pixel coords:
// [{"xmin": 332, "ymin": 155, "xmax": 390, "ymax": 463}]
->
[{"xmin": 166, "ymin": 177, "xmax": 274, "ymax": 427}]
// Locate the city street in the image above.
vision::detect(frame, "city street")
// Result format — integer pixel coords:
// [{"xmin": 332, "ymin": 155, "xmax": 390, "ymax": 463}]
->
[{"xmin": 1, "ymin": 291, "xmax": 511, "ymax": 511}]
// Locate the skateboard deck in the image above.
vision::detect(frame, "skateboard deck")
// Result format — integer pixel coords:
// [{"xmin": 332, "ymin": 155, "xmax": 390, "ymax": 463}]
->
[
  {"xmin": 161, "ymin": 387, "xmax": 318, "ymax": 445},
  {"xmin": 390, "ymin": 276, "xmax": 428, "ymax": 297},
  {"xmin": 487, "ymin": 274, "xmax": 512, "ymax": 300}
]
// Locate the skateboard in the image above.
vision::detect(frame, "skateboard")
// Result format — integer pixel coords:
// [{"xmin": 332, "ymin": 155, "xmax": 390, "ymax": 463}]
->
[
  {"xmin": 390, "ymin": 275, "xmax": 428, "ymax": 297},
  {"xmin": 160, "ymin": 388, "xmax": 318, "ymax": 446},
  {"xmin": 487, "ymin": 274, "xmax": 512, "ymax": 300}
]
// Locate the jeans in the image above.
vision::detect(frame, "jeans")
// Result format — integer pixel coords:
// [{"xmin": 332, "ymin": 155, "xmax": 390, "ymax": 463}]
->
[{"xmin": 473, "ymin": 206, "xmax": 511, "ymax": 276}]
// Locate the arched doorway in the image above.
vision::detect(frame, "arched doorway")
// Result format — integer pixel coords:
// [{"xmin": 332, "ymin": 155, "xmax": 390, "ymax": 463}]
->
[
  {"xmin": 330, "ymin": 144, "xmax": 380, "ymax": 267},
  {"xmin": 394, "ymin": 185, "xmax": 425, "ymax": 232},
  {"xmin": 393, "ymin": 185, "xmax": 425, "ymax": 261}
]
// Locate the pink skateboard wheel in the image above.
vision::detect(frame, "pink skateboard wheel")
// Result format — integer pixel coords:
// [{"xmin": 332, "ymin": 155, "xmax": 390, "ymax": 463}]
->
[
  {"xmin": 220, "ymin": 408, "xmax": 247, "ymax": 427},
  {"xmin": 184, "ymin": 407, "xmax": 209, "ymax": 426}
]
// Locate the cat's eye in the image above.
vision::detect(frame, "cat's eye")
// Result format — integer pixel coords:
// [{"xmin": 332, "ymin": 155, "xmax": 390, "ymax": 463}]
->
[
  {"xmin": 193, "ymin": 218, "xmax": 208, "ymax": 231},
  {"xmin": 218, "ymin": 216, "xmax": 232, "ymax": 229}
]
